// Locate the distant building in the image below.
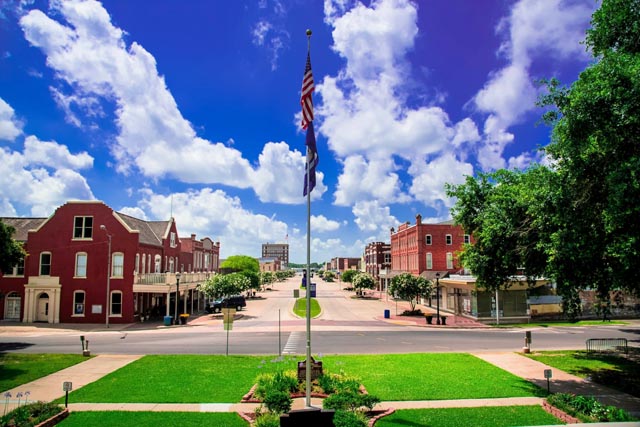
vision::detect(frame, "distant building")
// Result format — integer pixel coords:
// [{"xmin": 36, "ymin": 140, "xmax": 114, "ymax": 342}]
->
[
  {"xmin": 329, "ymin": 257, "xmax": 360, "ymax": 272},
  {"xmin": 364, "ymin": 242, "xmax": 391, "ymax": 292},
  {"xmin": 0, "ymin": 201, "xmax": 215, "ymax": 324},
  {"xmin": 180, "ymin": 234, "xmax": 220, "ymax": 273},
  {"xmin": 258, "ymin": 257, "xmax": 281, "ymax": 272},
  {"xmin": 390, "ymin": 214, "xmax": 472, "ymax": 279},
  {"xmin": 261, "ymin": 243, "xmax": 289, "ymax": 268}
]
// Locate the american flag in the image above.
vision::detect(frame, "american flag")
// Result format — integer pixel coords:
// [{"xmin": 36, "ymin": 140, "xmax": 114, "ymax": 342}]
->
[{"xmin": 300, "ymin": 52, "xmax": 314, "ymax": 130}]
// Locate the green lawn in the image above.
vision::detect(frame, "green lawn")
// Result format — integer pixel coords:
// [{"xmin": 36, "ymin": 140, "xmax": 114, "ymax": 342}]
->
[
  {"xmin": 375, "ymin": 406, "xmax": 562, "ymax": 427},
  {"xmin": 61, "ymin": 355, "xmax": 298, "ymax": 403},
  {"xmin": 57, "ymin": 411, "xmax": 247, "ymax": 427},
  {"xmin": 321, "ymin": 353, "xmax": 545, "ymax": 401},
  {"xmin": 0, "ymin": 353, "xmax": 89, "ymax": 392},
  {"xmin": 293, "ymin": 297, "xmax": 320, "ymax": 318},
  {"xmin": 525, "ymin": 349, "xmax": 640, "ymax": 397}
]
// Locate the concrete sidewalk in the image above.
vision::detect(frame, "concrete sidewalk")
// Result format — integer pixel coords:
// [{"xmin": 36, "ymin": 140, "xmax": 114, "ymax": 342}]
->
[{"xmin": 2, "ymin": 354, "xmax": 142, "ymax": 413}]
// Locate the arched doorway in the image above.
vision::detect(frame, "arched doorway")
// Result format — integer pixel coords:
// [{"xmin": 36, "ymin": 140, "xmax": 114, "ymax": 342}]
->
[
  {"xmin": 4, "ymin": 292, "xmax": 21, "ymax": 321},
  {"xmin": 36, "ymin": 293, "xmax": 50, "ymax": 322}
]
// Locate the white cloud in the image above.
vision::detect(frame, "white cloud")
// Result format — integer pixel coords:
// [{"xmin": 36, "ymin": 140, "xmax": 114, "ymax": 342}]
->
[
  {"xmin": 19, "ymin": 0, "xmax": 311, "ymax": 205},
  {"xmin": 352, "ymin": 200, "xmax": 398, "ymax": 236},
  {"xmin": 0, "ymin": 97, "xmax": 22, "ymax": 141},
  {"xmin": 129, "ymin": 188, "xmax": 289, "ymax": 259},
  {"xmin": 311, "ymin": 214, "xmax": 340, "ymax": 232},
  {"xmin": 334, "ymin": 155, "xmax": 410, "ymax": 206},
  {"xmin": 23, "ymin": 135, "xmax": 93, "ymax": 170},
  {"xmin": 318, "ymin": 0, "xmax": 480, "ymax": 211},
  {"xmin": 473, "ymin": 0, "xmax": 594, "ymax": 171}
]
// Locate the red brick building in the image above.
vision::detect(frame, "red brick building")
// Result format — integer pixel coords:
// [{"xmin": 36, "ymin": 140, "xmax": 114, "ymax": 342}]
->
[
  {"xmin": 364, "ymin": 242, "xmax": 391, "ymax": 291},
  {"xmin": 329, "ymin": 257, "xmax": 360, "ymax": 272},
  {"xmin": 390, "ymin": 214, "xmax": 472, "ymax": 278},
  {"xmin": 180, "ymin": 234, "xmax": 220, "ymax": 273},
  {"xmin": 1, "ymin": 201, "xmax": 217, "ymax": 324}
]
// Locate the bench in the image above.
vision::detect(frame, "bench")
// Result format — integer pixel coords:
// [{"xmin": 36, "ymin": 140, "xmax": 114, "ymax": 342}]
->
[{"xmin": 586, "ymin": 338, "xmax": 628, "ymax": 354}]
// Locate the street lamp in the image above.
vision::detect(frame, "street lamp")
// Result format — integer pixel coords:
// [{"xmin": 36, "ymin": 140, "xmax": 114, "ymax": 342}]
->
[
  {"xmin": 99, "ymin": 225, "xmax": 111, "ymax": 328},
  {"xmin": 174, "ymin": 272, "xmax": 181, "ymax": 325},
  {"xmin": 435, "ymin": 272, "xmax": 441, "ymax": 325}
]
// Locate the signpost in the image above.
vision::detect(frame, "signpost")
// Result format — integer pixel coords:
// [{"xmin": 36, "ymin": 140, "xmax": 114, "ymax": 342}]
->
[
  {"xmin": 62, "ymin": 382, "xmax": 72, "ymax": 408},
  {"xmin": 544, "ymin": 369, "xmax": 552, "ymax": 393},
  {"xmin": 222, "ymin": 308, "xmax": 236, "ymax": 356}
]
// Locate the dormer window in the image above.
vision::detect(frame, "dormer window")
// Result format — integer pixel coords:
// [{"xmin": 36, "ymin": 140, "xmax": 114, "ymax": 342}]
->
[{"xmin": 170, "ymin": 232, "xmax": 176, "ymax": 248}]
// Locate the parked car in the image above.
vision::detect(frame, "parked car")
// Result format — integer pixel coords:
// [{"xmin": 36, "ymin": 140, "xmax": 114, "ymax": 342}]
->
[{"xmin": 206, "ymin": 295, "xmax": 247, "ymax": 313}]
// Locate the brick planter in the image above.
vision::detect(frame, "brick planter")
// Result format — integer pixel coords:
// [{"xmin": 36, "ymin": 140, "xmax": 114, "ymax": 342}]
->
[
  {"xmin": 542, "ymin": 401, "xmax": 581, "ymax": 424},
  {"xmin": 35, "ymin": 408, "xmax": 69, "ymax": 427}
]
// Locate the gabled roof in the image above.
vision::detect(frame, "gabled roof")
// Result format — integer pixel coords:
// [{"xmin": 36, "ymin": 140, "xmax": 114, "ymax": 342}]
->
[
  {"xmin": 114, "ymin": 212, "xmax": 167, "ymax": 247},
  {"xmin": 0, "ymin": 217, "xmax": 47, "ymax": 241},
  {"xmin": 148, "ymin": 220, "xmax": 172, "ymax": 240}
]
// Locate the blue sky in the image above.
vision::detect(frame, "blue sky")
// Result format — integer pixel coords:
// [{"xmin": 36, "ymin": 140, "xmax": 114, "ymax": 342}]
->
[{"xmin": 0, "ymin": 0, "xmax": 596, "ymax": 264}]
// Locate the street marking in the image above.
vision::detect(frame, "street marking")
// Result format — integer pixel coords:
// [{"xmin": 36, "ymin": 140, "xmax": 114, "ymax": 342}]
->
[{"xmin": 282, "ymin": 331, "xmax": 303, "ymax": 354}]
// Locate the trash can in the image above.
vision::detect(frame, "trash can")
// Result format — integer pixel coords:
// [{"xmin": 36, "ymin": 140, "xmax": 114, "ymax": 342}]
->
[
  {"xmin": 441, "ymin": 316, "xmax": 447, "ymax": 325},
  {"xmin": 163, "ymin": 315, "xmax": 172, "ymax": 326},
  {"xmin": 384, "ymin": 309, "xmax": 390, "ymax": 319}
]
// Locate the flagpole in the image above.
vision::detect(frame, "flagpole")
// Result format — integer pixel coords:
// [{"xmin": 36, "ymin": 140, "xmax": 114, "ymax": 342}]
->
[{"xmin": 304, "ymin": 28, "xmax": 312, "ymax": 409}]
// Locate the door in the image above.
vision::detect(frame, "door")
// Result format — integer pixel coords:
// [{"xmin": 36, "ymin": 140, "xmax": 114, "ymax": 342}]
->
[
  {"xmin": 36, "ymin": 294, "xmax": 49, "ymax": 322},
  {"xmin": 5, "ymin": 295, "xmax": 21, "ymax": 320}
]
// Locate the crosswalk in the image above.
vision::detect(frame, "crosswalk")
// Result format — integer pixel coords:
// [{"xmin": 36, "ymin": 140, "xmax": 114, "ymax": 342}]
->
[{"xmin": 282, "ymin": 331, "xmax": 304, "ymax": 354}]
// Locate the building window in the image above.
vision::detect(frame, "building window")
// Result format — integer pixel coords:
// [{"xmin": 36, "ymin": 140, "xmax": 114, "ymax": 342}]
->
[
  {"xmin": 75, "ymin": 252, "xmax": 87, "ymax": 278},
  {"xmin": 7, "ymin": 258, "xmax": 25, "ymax": 276},
  {"xmin": 425, "ymin": 234, "xmax": 432, "ymax": 245},
  {"xmin": 73, "ymin": 216, "xmax": 93, "ymax": 239},
  {"xmin": 384, "ymin": 253, "xmax": 391, "ymax": 264},
  {"xmin": 446, "ymin": 252, "xmax": 453, "ymax": 269},
  {"xmin": 39, "ymin": 252, "xmax": 51, "ymax": 276},
  {"xmin": 112, "ymin": 253, "xmax": 124, "ymax": 277},
  {"xmin": 135, "ymin": 254, "xmax": 140, "ymax": 274},
  {"xmin": 110, "ymin": 291, "xmax": 122, "ymax": 316},
  {"xmin": 170, "ymin": 232, "xmax": 176, "ymax": 248},
  {"xmin": 464, "ymin": 234, "xmax": 471, "ymax": 244},
  {"xmin": 446, "ymin": 234, "xmax": 452, "ymax": 245},
  {"xmin": 169, "ymin": 257, "xmax": 174, "ymax": 273},
  {"xmin": 154, "ymin": 255, "xmax": 161, "ymax": 273},
  {"xmin": 73, "ymin": 291, "xmax": 85, "ymax": 316},
  {"xmin": 426, "ymin": 253, "xmax": 433, "ymax": 270}
]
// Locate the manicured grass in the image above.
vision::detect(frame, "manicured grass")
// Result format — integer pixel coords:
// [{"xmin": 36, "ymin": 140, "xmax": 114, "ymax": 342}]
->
[
  {"xmin": 57, "ymin": 411, "xmax": 247, "ymax": 427},
  {"xmin": 0, "ymin": 353, "xmax": 89, "ymax": 392},
  {"xmin": 375, "ymin": 406, "xmax": 562, "ymax": 427},
  {"xmin": 293, "ymin": 297, "xmax": 320, "ymax": 318},
  {"xmin": 525, "ymin": 349, "xmax": 640, "ymax": 397},
  {"xmin": 322, "ymin": 353, "xmax": 545, "ymax": 401},
  {"xmin": 497, "ymin": 320, "xmax": 625, "ymax": 328},
  {"xmin": 62, "ymin": 355, "xmax": 298, "ymax": 403}
]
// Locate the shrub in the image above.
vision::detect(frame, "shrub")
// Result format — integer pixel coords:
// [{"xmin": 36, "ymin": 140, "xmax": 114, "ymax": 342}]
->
[
  {"xmin": 263, "ymin": 390, "xmax": 292, "ymax": 414},
  {"xmin": 254, "ymin": 370, "xmax": 298, "ymax": 400},
  {"xmin": 317, "ymin": 373, "xmax": 338, "ymax": 394},
  {"xmin": 333, "ymin": 410, "xmax": 368, "ymax": 427},
  {"xmin": 0, "ymin": 401, "xmax": 64, "ymax": 427},
  {"xmin": 547, "ymin": 393, "xmax": 635, "ymax": 422},
  {"xmin": 254, "ymin": 412, "xmax": 280, "ymax": 427}
]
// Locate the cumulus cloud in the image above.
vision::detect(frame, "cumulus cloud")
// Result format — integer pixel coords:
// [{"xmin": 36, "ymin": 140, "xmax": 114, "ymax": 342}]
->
[
  {"xmin": 311, "ymin": 214, "xmax": 340, "ymax": 232},
  {"xmin": 0, "ymin": 97, "xmax": 22, "ymax": 141},
  {"xmin": 473, "ymin": 0, "xmax": 594, "ymax": 171},
  {"xmin": 19, "ymin": 0, "xmax": 312, "ymax": 204},
  {"xmin": 352, "ymin": 200, "xmax": 398, "ymax": 235},
  {"xmin": 23, "ymin": 135, "xmax": 93, "ymax": 170},
  {"xmin": 319, "ymin": 0, "xmax": 479, "ymax": 213}
]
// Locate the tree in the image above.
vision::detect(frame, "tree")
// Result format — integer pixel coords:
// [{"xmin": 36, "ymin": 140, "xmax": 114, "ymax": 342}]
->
[
  {"xmin": 261, "ymin": 271, "xmax": 274, "ymax": 289},
  {"xmin": 323, "ymin": 271, "xmax": 335, "ymax": 282},
  {"xmin": 0, "ymin": 220, "xmax": 26, "ymax": 274},
  {"xmin": 539, "ymin": 0, "xmax": 640, "ymax": 305},
  {"xmin": 199, "ymin": 273, "xmax": 251, "ymax": 299},
  {"xmin": 340, "ymin": 269, "xmax": 357, "ymax": 283},
  {"xmin": 220, "ymin": 255, "xmax": 259, "ymax": 273},
  {"xmin": 352, "ymin": 273, "xmax": 376, "ymax": 296},
  {"xmin": 389, "ymin": 273, "xmax": 432, "ymax": 312}
]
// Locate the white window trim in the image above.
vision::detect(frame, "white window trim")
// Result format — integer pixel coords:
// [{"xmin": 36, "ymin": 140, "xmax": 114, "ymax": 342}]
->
[
  {"xmin": 111, "ymin": 252, "xmax": 124, "ymax": 278},
  {"xmin": 75, "ymin": 252, "xmax": 88, "ymax": 278},
  {"xmin": 72, "ymin": 291, "xmax": 86, "ymax": 317},
  {"xmin": 426, "ymin": 253, "xmax": 433, "ymax": 270},
  {"xmin": 72, "ymin": 216, "xmax": 94, "ymax": 240},
  {"xmin": 446, "ymin": 252, "xmax": 454, "ymax": 269},
  {"xmin": 39, "ymin": 252, "xmax": 52, "ymax": 276},
  {"xmin": 446, "ymin": 234, "xmax": 453, "ymax": 245},
  {"xmin": 425, "ymin": 234, "xmax": 432, "ymax": 245},
  {"xmin": 109, "ymin": 291, "xmax": 123, "ymax": 317},
  {"xmin": 464, "ymin": 234, "xmax": 471, "ymax": 244}
]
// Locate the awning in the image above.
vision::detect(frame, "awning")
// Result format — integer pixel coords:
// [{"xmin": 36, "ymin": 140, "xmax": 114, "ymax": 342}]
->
[{"xmin": 419, "ymin": 271, "xmax": 449, "ymax": 280}]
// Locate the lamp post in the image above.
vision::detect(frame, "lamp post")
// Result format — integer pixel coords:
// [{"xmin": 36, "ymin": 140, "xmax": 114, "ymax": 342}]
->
[
  {"xmin": 99, "ymin": 225, "xmax": 111, "ymax": 328},
  {"xmin": 174, "ymin": 272, "xmax": 181, "ymax": 325},
  {"xmin": 435, "ymin": 272, "xmax": 441, "ymax": 325}
]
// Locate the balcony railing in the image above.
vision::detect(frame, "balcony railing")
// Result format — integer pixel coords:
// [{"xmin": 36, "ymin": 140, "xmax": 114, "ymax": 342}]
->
[{"xmin": 134, "ymin": 272, "xmax": 213, "ymax": 285}]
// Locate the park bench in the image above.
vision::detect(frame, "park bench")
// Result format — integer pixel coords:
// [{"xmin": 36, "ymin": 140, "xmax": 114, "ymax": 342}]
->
[{"xmin": 586, "ymin": 338, "xmax": 628, "ymax": 354}]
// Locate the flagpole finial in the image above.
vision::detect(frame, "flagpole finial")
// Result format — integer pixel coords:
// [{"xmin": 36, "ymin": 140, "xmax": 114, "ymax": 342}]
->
[{"xmin": 306, "ymin": 29, "xmax": 312, "ymax": 37}]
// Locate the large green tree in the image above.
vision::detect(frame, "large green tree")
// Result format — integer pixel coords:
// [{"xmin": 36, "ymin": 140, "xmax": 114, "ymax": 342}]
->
[
  {"xmin": 540, "ymin": 0, "xmax": 640, "ymax": 304},
  {"xmin": 447, "ymin": 0, "xmax": 640, "ymax": 319},
  {"xmin": 0, "ymin": 220, "xmax": 26, "ymax": 274},
  {"xmin": 389, "ymin": 273, "xmax": 432, "ymax": 312}
]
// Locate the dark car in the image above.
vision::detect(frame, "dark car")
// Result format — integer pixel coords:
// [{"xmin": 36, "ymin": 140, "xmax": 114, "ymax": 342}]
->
[{"xmin": 206, "ymin": 295, "xmax": 247, "ymax": 313}]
